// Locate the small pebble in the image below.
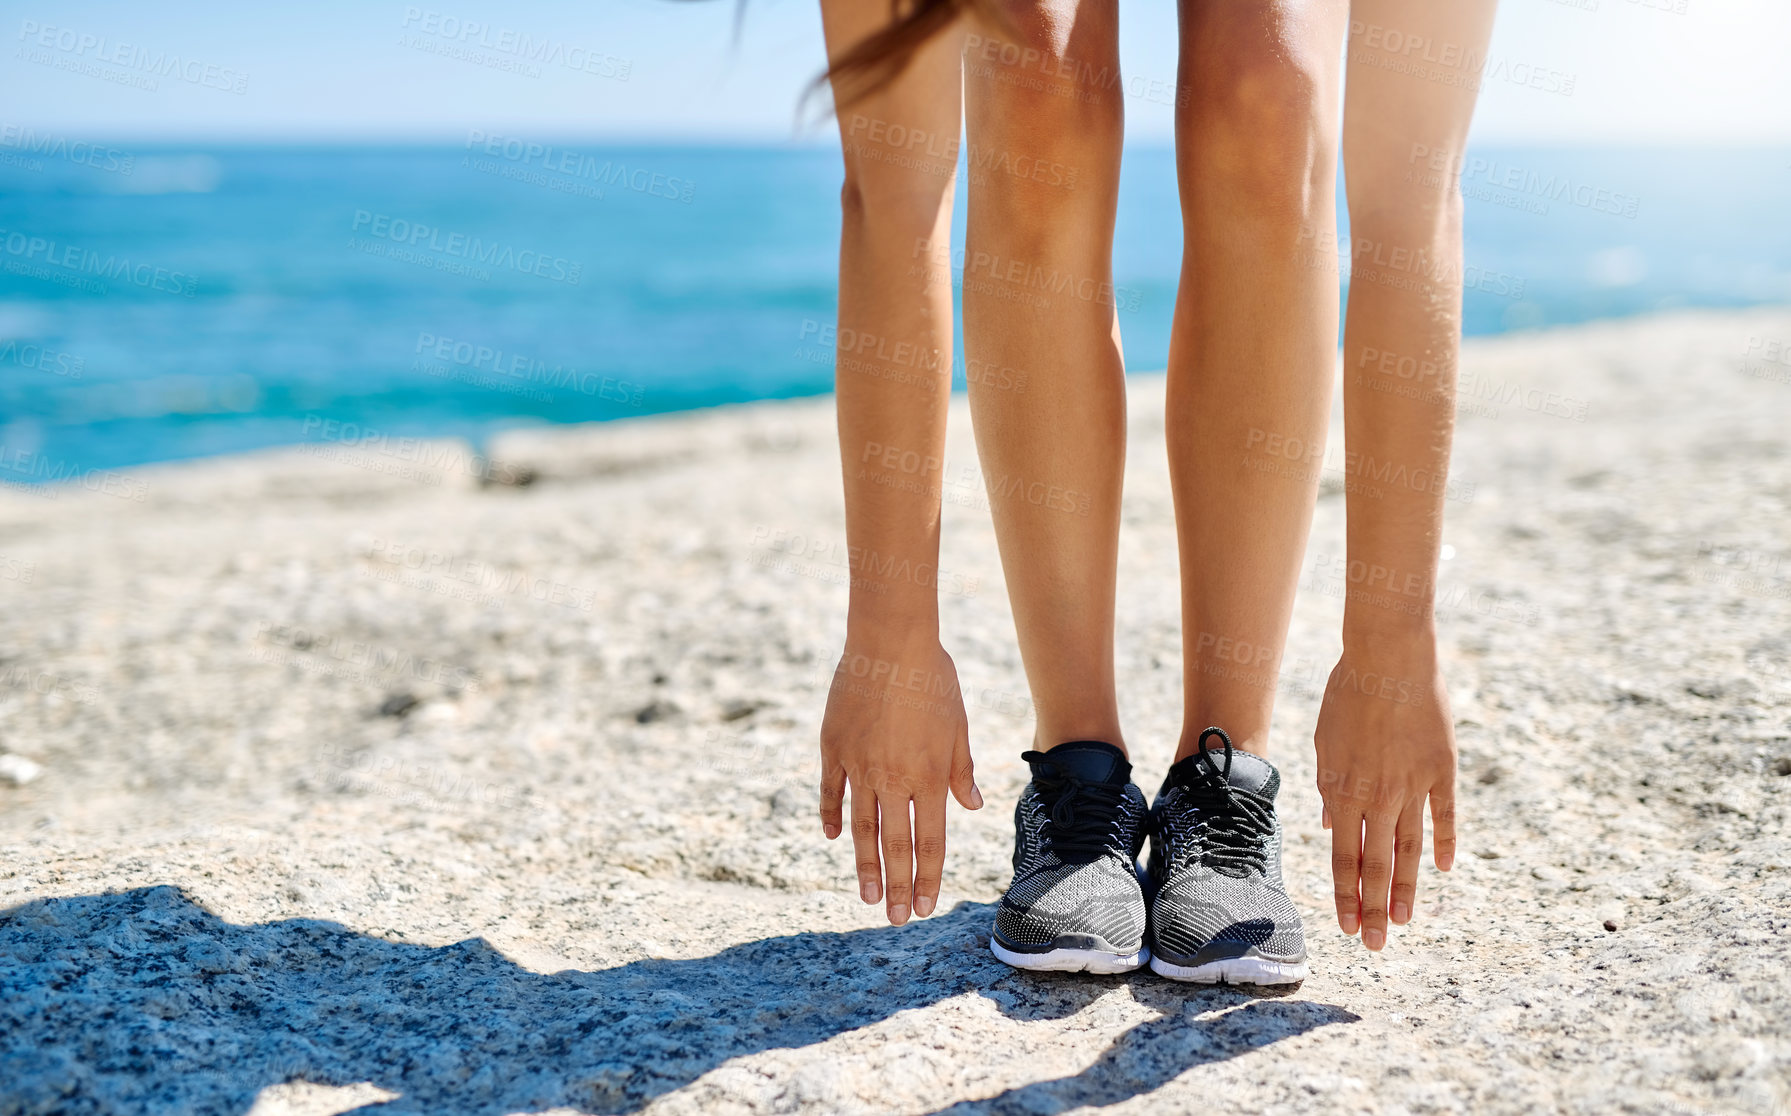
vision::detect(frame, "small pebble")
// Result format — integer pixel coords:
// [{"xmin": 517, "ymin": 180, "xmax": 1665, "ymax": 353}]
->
[
  {"xmin": 378, "ymin": 693, "xmax": 421, "ymax": 718},
  {"xmin": 1603, "ymin": 919, "xmax": 1619, "ymax": 932},
  {"xmin": 720, "ymin": 698, "xmax": 766, "ymax": 722},
  {"xmin": 0, "ymin": 754, "xmax": 44, "ymax": 787},
  {"xmin": 635, "ymin": 699, "xmax": 681, "ymax": 724}
]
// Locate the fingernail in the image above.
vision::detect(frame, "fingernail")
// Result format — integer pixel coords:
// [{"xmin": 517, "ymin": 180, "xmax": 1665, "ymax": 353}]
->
[
  {"xmin": 861, "ymin": 881, "xmax": 878, "ymax": 904},
  {"xmin": 970, "ymin": 783, "xmax": 984, "ymax": 809},
  {"xmin": 1363, "ymin": 927, "xmax": 1385, "ymax": 950},
  {"xmin": 915, "ymin": 895, "xmax": 935, "ymax": 917},
  {"xmin": 1392, "ymin": 901, "xmax": 1410, "ymax": 924},
  {"xmin": 823, "ymin": 823, "xmax": 840, "ymax": 840},
  {"xmin": 889, "ymin": 903, "xmax": 909, "ymax": 924},
  {"xmin": 1341, "ymin": 915, "xmax": 1359, "ymax": 934}
]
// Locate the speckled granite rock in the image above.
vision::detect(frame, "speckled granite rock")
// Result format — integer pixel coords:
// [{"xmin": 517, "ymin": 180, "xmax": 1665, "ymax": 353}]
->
[{"xmin": 2, "ymin": 308, "xmax": 1789, "ymax": 1115}]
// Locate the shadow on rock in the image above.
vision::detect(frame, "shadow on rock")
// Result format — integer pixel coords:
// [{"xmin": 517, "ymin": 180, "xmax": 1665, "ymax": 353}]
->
[
  {"xmin": 0, "ymin": 885, "xmax": 1354, "ymax": 1114},
  {"xmin": 927, "ymin": 980, "xmax": 1358, "ymax": 1115}
]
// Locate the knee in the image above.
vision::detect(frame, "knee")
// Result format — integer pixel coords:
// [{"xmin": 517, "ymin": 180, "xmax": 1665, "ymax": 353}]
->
[
  {"xmin": 838, "ymin": 153, "xmax": 955, "ymax": 240},
  {"xmin": 1179, "ymin": 17, "xmax": 1337, "ymax": 224},
  {"xmin": 964, "ymin": 0, "xmax": 1122, "ymax": 139},
  {"xmin": 1344, "ymin": 147, "xmax": 1465, "ymax": 240}
]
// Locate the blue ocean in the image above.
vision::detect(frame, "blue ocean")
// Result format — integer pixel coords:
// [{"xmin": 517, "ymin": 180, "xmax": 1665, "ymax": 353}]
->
[{"xmin": 1, "ymin": 143, "xmax": 1787, "ymax": 476}]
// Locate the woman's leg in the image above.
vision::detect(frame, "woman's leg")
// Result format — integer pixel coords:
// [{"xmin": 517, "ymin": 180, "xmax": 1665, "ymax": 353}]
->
[
  {"xmin": 961, "ymin": 0, "xmax": 1129, "ymax": 753},
  {"xmin": 1167, "ymin": 0, "xmax": 1349, "ymax": 761}
]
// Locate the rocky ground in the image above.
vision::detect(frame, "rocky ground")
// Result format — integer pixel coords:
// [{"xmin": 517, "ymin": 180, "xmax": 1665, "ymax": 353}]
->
[{"xmin": 2, "ymin": 308, "xmax": 1789, "ymax": 1115}]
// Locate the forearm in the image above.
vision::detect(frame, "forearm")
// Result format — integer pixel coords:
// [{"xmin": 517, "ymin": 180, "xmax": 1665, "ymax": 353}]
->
[
  {"xmin": 835, "ymin": 191, "xmax": 957, "ymax": 641},
  {"xmin": 1338, "ymin": 0, "xmax": 1498, "ymax": 654},
  {"xmin": 1338, "ymin": 205, "xmax": 1461, "ymax": 652}
]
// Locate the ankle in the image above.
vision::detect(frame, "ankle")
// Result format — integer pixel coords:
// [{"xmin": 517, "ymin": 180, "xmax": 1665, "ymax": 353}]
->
[
  {"xmin": 1036, "ymin": 733, "xmax": 1128, "ymax": 760},
  {"xmin": 1174, "ymin": 726, "xmax": 1268, "ymax": 763}
]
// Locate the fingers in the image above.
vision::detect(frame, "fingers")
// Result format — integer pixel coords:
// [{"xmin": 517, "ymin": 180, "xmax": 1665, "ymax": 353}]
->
[
  {"xmin": 1358, "ymin": 815, "xmax": 1398, "ymax": 951},
  {"xmin": 1329, "ymin": 807, "xmax": 1363, "ymax": 936},
  {"xmin": 879, "ymin": 793, "xmax": 915, "ymax": 925},
  {"xmin": 1390, "ymin": 800, "xmax": 1425, "ymax": 926},
  {"xmin": 947, "ymin": 727, "xmax": 982, "ymax": 811},
  {"xmin": 819, "ymin": 758, "xmax": 845, "ymax": 840},
  {"xmin": 911, "ymin": 791, "xmax": 946, "ymax": 918},
  {"xmin": 851, "ymin": 779, "xmax": 882, "ymax": 906},
  {"xmin": 1431, "ymin": 784, "xmax": 1457, "ymax": 871}
]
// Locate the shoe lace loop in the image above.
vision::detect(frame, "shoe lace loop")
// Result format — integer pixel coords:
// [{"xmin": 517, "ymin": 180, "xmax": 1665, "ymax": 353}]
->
[
  {"xmin": 1172, "ymin": 727, "xmax": 1275, "ymax": 877},
  {"xmin": 1021, "ymin": 750, "xmax": 1130, "ymax": 864}
]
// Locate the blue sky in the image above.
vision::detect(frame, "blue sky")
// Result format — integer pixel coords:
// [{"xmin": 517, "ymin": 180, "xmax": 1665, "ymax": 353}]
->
[{"xmin": 3, "ymin": 0, "xmax": 1789, "ymax": 144}]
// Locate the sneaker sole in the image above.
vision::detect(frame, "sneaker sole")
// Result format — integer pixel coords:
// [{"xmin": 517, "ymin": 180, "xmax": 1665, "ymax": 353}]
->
[
  {"xmin": 1149, "ymin": 953, "xmax": 1308, "ymax": 985},
  {"xmin": 990, "ymin": 938, "xmax": 1149, "ymax": 974}
]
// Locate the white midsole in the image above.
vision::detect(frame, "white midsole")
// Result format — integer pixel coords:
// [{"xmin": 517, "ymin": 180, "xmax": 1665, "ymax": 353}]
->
[
  {"xmin": 990, "ymin": 938, "xmax": 1149, "ymax": 974},
  {"xmin": 1149, "ymin": 953, "xmax": 1308, "ymax": 985}
]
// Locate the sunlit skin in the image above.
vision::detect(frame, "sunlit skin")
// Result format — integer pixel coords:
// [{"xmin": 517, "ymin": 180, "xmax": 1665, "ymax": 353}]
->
[
  {"xmin": 1318, "ymin": 0, "xmax": 1501, "ymax": 952},
  {"xmin": 817, "ymin": 0, "xmax": 1500, "ymax": 953}
]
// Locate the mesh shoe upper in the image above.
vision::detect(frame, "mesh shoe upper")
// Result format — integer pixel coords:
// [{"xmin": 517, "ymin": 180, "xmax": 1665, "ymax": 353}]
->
[
  {"xmin": 994, "ymin": 742, "xmax": 1148, "ymax": 954},
  {"xmin": 1147, "ymin": 728, "xmax": 1306, "ymax": 965}
]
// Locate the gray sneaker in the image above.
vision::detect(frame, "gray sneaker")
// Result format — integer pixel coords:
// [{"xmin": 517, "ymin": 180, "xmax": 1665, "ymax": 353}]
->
[
  {"xmin": 1146, "ymin": 727, "xmax": 1309, "ymax": 985},
  {"xmin": 991, "ymin": 741, "xmax": 1149, "ymax": 974}
]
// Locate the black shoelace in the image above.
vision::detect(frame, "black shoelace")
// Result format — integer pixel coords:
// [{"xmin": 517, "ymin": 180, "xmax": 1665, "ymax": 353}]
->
[
  {"xmin": 1169, "ymin": 727, "xmax": 1275, "ymax": 877},
  {"xmin": 1021, "ymin": 751, "xmax": 1130, "ymax": 865}
]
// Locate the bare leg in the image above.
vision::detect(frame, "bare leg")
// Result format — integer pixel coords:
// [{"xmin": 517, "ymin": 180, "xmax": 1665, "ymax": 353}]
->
[
  {"xmin": 1167, "ymin": 0, "xmax": 1349, "ymax": 761},
  {"xmin": 961, "ymin": 0, "xmax": 1129, "ymax": 753}
]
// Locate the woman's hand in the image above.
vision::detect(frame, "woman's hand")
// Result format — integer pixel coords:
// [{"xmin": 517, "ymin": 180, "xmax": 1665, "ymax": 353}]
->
[
  {"xmin": 819, "ymin": 633, "xmax": 981, "ymax": 925},
  {"xmin": 1313, "ymin": 634, "xmax": 1457, "ymax": 951}
]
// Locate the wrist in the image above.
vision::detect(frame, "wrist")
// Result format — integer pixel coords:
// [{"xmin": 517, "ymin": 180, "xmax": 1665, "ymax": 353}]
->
[
  {"xmin": 1341, "ymin": 610, "xmax": 1438, "ymax": 659},
  {"xmin": 846, "ymin": 594, "xmax": 940, "ymax": 645}
]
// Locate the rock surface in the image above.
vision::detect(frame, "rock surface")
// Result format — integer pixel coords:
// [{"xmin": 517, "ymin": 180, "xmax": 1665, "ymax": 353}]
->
[{"xmin": 2, "ymin": 308, "xmax": 1789, "ymax": 1115}]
